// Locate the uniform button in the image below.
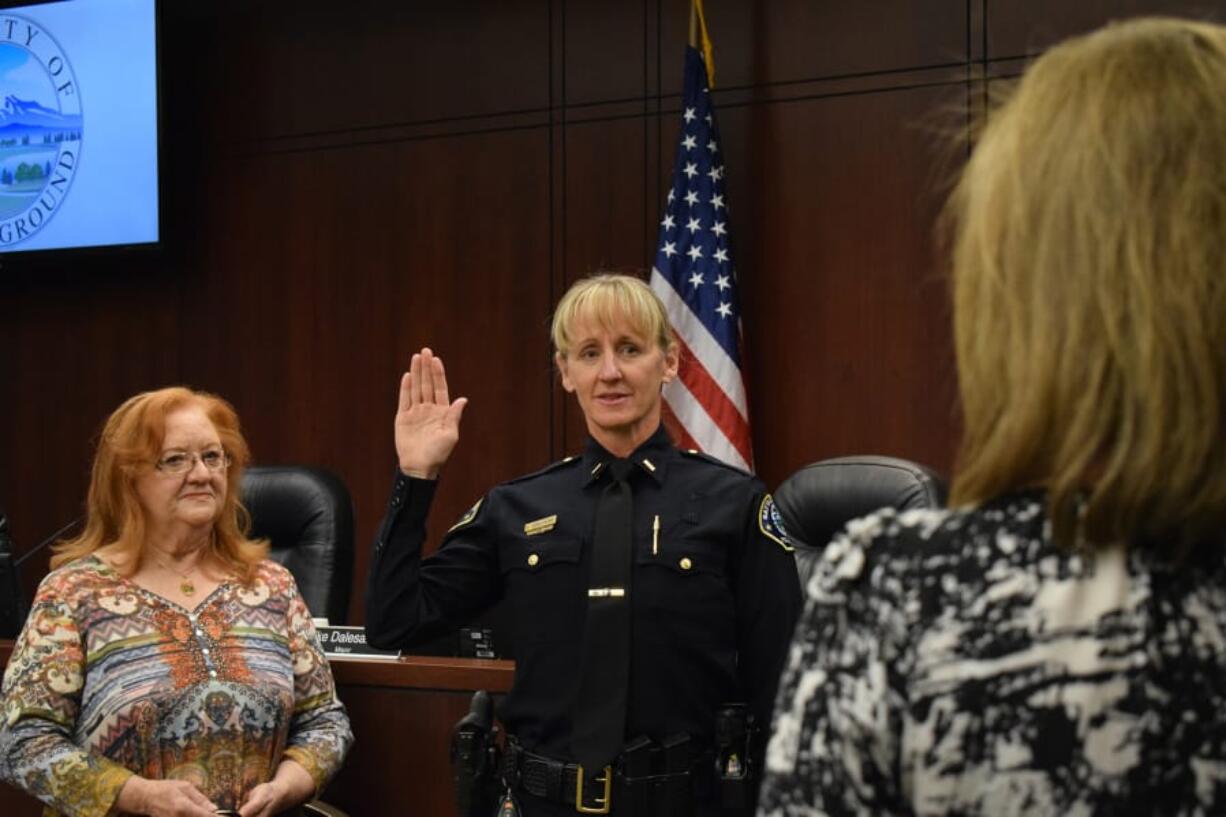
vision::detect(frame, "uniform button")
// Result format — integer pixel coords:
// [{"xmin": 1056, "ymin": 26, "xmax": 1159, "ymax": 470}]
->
[
  {"xmin": 391, "ymin": 494, "xmax": 402, "ymax": 507},
  {"xmin": 527, "ymin": 554, "xmax": 540, "ymax": 567},
  {"xmin": 679, "ymin": 557, "xmax": 693, "ymax": 570}
]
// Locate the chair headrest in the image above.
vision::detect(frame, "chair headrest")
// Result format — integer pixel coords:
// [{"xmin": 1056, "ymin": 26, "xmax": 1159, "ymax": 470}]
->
[
  {"xmin": 774, "ymin": 456, "xmax": 947, "ymax": 552},
  {"xmin": 241, "ymin": 466, "xmax": 354, "ymax": 624},
  {"xmin": 241, "ymin": 467, "xmax": 350, "ymax": 548}
]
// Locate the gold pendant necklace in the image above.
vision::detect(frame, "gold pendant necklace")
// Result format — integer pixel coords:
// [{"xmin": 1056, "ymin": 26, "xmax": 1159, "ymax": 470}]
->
[{"xmin": 155, "ymin": 556, "xmax": 199, "ymax": 596}]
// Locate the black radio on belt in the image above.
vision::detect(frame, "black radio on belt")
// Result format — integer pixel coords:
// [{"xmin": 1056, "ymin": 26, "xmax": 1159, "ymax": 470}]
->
[
  {"xmin": 714, "ymin": 702, "xmax": 756, "ymax": 810},
  {"xmin": 450, "ymin": 690, "xmax": 501, "ymax": 817}
]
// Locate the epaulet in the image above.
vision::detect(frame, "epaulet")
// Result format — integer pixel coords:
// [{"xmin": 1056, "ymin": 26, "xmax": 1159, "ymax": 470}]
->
[
  {"xmin": 504, "ymin": 454, "xmax": 583, "ymax": 485},
  {"xmin": 678, "ymin": 448, "xmax": 754, "ymax": 478}
]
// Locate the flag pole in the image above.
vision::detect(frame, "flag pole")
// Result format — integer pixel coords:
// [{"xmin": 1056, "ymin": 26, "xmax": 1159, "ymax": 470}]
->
[{"xmin": 689, "ymin": 0, "xmax": 715, "ymax": 87}]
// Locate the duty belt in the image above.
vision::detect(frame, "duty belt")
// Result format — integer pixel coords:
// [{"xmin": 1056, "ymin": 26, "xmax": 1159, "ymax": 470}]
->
[{"xmin": 504, "ymin": 735, "xmax": 711, "ymax": 815}]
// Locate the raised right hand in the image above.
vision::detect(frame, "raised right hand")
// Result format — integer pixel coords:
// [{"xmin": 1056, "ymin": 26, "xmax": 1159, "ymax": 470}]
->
[
  {"xmin": 395, "ymin": 347, "xmax": 468, "ymax": 479},
  {"xmin": 113, "ymin": 776, "xmax": 218, "ymax": 817}
]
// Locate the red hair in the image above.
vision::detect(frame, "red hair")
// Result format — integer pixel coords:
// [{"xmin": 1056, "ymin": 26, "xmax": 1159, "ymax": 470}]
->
[{"xmin": 52, "ymin": 387, "xmax": 267, "ymax": 580}]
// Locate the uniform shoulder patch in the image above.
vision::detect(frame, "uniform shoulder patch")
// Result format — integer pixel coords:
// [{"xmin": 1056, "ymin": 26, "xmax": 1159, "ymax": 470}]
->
[
  {"xmin": 758, "ymin": 494, "xmax": 793, "ymax": 551},
  {"xmin": 505, "ymin": 455, "xmax": 582, "ymax": 485},
  {"xmin": 448, "ymin": 498, "xmax": 483, "ymax": 532}
]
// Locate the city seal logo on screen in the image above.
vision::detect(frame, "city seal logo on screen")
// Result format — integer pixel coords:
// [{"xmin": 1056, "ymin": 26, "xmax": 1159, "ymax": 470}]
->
[{"xmin": 0, "ymin": 15, "xmax": 81, "ymax": 247}]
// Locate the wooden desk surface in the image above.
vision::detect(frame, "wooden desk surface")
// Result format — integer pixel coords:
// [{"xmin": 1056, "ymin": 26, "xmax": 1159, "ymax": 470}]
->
[{"xmin": 0, "ymin": 639, "xmax": 515, "ymax": 817}]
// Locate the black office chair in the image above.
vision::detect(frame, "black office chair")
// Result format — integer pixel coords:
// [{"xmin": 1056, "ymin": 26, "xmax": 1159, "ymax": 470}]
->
[
  {"xmin": 774, "ymin": 455, "xmax": 948, "ymax": 590},
  {"xmin": 0, "ymin": 511, "xmax": 25, "ymax": 639},
  {"xmin": 241, "ymin": 466, "xmax": 355, "ymax": 626},
  {"xmin": 241, "ymin": 467, "xmax": 356, "ymax": 817}
]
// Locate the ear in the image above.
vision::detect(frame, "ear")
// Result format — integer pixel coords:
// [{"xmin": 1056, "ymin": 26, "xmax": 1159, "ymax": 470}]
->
[
  {"xmin": 661, "ymin": 343, "xmax": 680, "ymax": 385},
  {"xmin": 556, "ymin": 352, "xmax": 577, "ymax": 393}
]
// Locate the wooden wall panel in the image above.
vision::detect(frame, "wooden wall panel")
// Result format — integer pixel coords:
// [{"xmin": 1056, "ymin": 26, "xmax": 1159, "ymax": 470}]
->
[
  {"xmin": 658, "ymin": 0, "xmax": 969, "ymax": 93},
  {"xmin": 565, "ymin": 0, "xmax": 649, "ymax": 105},
  {"xmin": 722, "ymin": 85, "xmax": 963, "ymax": 489},
  {"xmin": 187, "ymin": 129, "xmax": 554, "ymax": 621},
  {"xmin": 200, "ymin": 0, "xmax": 552, "ymax": 141},
  {"xmin": 988, "ymin": 0, "xmax": 1222, "ymax": 58},
  {"xmin": 3, "ymin": 263, "xmax": 185, "ymax": 599}
]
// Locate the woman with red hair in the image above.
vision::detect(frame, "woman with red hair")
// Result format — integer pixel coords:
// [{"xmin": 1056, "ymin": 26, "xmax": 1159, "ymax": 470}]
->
[{"xmin": 0, "ymin": 387, "xmax": 352, "ymax": 817}]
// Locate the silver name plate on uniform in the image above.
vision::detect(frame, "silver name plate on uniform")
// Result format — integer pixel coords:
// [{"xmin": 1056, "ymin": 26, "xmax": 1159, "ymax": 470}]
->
[{"xmin": 315, "ymin": 625, "xmax": 401, "ymax": 660}]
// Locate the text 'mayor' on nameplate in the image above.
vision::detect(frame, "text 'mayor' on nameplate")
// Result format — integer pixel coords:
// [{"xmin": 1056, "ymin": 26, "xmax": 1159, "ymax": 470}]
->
[{"xmin": 314, "ymin": 624, "xmax": 401, "ymax": 660}]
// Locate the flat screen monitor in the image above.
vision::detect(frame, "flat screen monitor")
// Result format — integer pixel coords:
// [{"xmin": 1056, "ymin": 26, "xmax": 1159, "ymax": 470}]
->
[{"xmin": 0, "ymin": 0, "xmax": 158, "ymax": 256}]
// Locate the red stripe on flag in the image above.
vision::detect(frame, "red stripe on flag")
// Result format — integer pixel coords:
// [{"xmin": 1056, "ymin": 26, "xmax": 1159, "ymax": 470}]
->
[{"xmin": 673, "ymin": 336, "xmax": 754, "ymax": 466}]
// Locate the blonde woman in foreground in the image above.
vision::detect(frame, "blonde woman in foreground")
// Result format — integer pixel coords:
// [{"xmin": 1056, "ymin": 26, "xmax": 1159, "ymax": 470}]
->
[{"xmin": 759, "ymin": 17, "xmax": 1226, "ymax": 817}]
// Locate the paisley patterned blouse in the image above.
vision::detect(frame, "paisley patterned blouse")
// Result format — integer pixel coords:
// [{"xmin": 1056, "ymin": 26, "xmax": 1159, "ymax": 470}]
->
[
  {"xmin": 0, "ymin": 556, "xmax": 353, "ymax": 817},
  {"xmin": 759, "ymin": 492, "xmax": 1226, "ymax": 816}
]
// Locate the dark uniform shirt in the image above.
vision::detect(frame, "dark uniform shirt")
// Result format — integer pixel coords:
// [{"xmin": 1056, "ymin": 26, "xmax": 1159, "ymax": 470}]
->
[{"xmin": 365, "ymin": 425, "xmax": 801, "ymax": 767}]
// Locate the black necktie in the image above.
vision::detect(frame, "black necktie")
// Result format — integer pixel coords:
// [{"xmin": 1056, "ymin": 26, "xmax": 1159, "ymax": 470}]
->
[{"xmin": 572, "ymin": 458, "xmax": 635, "ymax": 772}]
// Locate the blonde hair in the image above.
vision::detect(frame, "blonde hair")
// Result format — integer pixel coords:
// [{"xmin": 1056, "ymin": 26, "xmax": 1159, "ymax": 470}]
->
[
  {"xmin": 53, "ymin": 387, "xmax": 267, "ymax": 580},
  {"xmin": 947, "ymin": 17, "xmax": 1226, "ymax": 553},
  {"xmin": 551, "ymin": 273, "xmax": 675, "ymax": 357}
]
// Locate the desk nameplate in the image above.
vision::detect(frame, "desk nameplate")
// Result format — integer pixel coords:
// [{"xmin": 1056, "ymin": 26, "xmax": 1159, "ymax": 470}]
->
[{"xmin": 315, "ymin": 625, "xmax": 401, "ymax": 660}]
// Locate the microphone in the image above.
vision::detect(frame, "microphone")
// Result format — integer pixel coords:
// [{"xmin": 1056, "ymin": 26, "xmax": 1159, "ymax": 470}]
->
[
  {"xmin": 0, "ymin": 514, "xmax": 79, "ymax": 639},
  {"xmin": 15, "ymin": 517, "xmax": 81, "ymax": 568}
]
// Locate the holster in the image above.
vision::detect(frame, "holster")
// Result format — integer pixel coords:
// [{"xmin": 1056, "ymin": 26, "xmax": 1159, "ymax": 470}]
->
[
  {"xmin": 714, "ymin": 703, "xmax": 757, "ymax": 812},
  {"xmin": 450, "ymin": 690, "xmax": 501, "ymax": 817}
]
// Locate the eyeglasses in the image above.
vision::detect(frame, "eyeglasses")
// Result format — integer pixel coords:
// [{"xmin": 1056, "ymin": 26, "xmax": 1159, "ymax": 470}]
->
[{"xmin": 154, "ymin": 448, "xmax": 231, "ymax": 474}]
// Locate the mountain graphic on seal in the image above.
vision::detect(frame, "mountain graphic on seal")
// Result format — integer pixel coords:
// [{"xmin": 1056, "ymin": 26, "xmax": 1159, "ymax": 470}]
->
[{"xmin": 0, "ymin": 95, "xmax": 82, "ymax": 137}]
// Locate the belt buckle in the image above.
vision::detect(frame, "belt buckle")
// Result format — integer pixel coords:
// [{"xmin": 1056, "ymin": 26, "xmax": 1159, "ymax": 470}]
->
[{"xmin": 574, "ymin": 764, "xmax": 612, "ymax": 814}]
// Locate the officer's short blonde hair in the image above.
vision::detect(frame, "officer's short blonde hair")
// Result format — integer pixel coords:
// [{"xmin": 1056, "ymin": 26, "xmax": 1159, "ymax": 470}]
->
[
  {"xmin": 552, "ymin": 273, "xmax": 676, "ymax": 357},
  {"xmin": 947, "ymin": 17, "xmax": 1226, "ymax": 555}
]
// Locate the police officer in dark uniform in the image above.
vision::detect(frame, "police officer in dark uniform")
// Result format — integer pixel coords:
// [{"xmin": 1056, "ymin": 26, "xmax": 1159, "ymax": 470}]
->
[{"xmin": 365, "ymin": 274, "xmax": 801, "ymax": 815}]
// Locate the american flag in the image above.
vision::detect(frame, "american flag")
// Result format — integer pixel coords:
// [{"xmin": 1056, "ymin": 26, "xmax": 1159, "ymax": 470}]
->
[{"xmin": 650, "ymin": 46, "xmax": 753, "ymax": 471}]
